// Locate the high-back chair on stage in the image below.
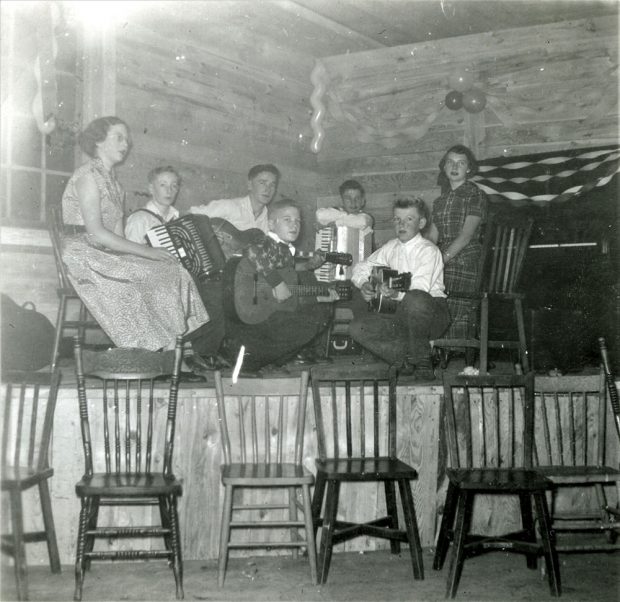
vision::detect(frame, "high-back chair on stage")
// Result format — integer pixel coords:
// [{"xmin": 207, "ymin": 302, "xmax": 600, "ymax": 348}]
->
[
  {"xmin": 533, "ymin": 371, "xmax": 620, "ymax": 550},
  {"xmin": 309, "ymin": 365, "xmax": 424, "ymax": 585},
  {"xmin": 213, "ymin": 370, "xmax": 317, "ymax": 587},
  {"xmin": 433, "ymin": 213, "xmax": 533, "ymax": 373},
  {"xmin": 433, "ymin": 373, "xmax": 561, "ymax": 599},
  {"xmin": 1, "ymin": 369, "xmax": 61, "ymax": 601},
  {"xmin": 73, "ymin": 336, "xmax": 184, "ymax": 601},
  {"xmin": 47, "ymin": 198, "xmax": 110, "ymax": 371}
]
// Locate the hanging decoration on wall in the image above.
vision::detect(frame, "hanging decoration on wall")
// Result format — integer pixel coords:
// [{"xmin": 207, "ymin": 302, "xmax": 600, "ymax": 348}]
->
[
  {"xmin": 309, "ymin": 60, "xmax": 328, "ymax": 154},
  {"xmin": 444, "ymin": 69, "xmax": 487, "ymax": 114},
  {"xmin": 32, "ymin": 3, "xmax": 59, "ymax": 134}
]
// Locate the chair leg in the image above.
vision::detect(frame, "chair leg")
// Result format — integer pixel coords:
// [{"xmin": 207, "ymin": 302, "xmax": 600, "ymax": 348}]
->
[
  {"xmin": 533, "ymin": 491, "xmax": 561, "ymax": 597},
  {"xmin": 83, "ymin": 496, "xmax": 99, "ymax": 571},
  {"xmin": 317, "ymin": 480, "xmax": 340, "ymax": 585},
  {"xmin": 514, "ymin": 298, "xmax": 529, "ymax": 372},
  {"xmin": 159, "ymin": 495, "xmax": 172, "ymax": 553},
  {"xmin": 51, "ymin": 294, "xmax": 68, "ymax": 372},
  {"xmin": 518, "ymin": 492, "xmax": 537, "ymax": 570},
  {"xmin": 301, "ymin": 483, "xmax": 318, "ymax": 585},
  {"xmin": 38, "ymin": 479, "xmax": 61, "ymax": 573},
  {"xmin": 74, "ymin": 497, "xmax": 90, "ymax": 601},
  {"xmin": 479, "ymin": 295, "xmax": 489, "ymax": 374},
  {"xmin": 433, "ymin": 481, "xmax": 458, "ymax": 571},
  {"xmin": 288, "ymin": 486, "xmax": 299, "ymax": 559},
  {"xmin": 311, "ymin": 471, "xmax": 327, "ymax": 539},
  {"xmin": 446, "ymin": 490, "xmax": 473, "ymax": 599},
  {"xmin": 168, "ymin": 494, "xmax": 184, "ymax": 600},
  {"xmin": 218, "ymin": 484, "xmax": 234, "ymax": 587},
  {"xmin": 397, "ymin": 478, "xmax": 424, "ymax": 580},
  {"xmin": 9, "ymin": 489, "xmax": 28, "ymax": 601},
  {"xmin": 384, "ymin": 480, "xmax": 400, "ymax": 554}
]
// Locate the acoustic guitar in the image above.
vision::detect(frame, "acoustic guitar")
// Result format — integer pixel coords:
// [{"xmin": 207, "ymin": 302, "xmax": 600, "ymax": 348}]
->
[
  {"xmin": 224, "ymin": 256, "xmax": 352, "ymax": 325},
  {"xmin": 367, "ymin": 267, "xmax": 412, "ymax": 314}
]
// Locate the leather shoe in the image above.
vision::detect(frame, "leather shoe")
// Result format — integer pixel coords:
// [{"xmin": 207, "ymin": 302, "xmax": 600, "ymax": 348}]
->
[{"xmin": 179, "ymin": 371, "xmax": 207, "ymax": 383}]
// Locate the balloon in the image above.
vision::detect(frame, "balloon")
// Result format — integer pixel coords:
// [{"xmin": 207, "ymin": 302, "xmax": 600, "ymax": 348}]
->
[
  {"xmin": 444, "ymin": 90, "xmax": 463, "ymax": 111},
  {"xmin": 448, "ymin": 70, "xmax": 474, "ymax": 92},
  {"xmin": 462, "ymin": 88, "xmax": 487, "ymax": 113}
]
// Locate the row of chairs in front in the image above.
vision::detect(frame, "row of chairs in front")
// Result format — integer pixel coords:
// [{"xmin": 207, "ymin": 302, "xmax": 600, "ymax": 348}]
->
[{"xmin": 2, "ymin": 337, "xmax": 619, "ymax": 600}]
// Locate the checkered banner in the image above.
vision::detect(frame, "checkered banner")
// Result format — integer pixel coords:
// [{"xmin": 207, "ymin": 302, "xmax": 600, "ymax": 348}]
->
[{"xmin": 471, "ymin": 146, "xmax": 620, "ymax": 206}]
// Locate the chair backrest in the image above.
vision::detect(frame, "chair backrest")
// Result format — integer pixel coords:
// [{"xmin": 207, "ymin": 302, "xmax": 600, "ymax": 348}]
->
[
  {"xmin": 213, "ymin": 370, "xmax": 310, "ymax": 465},
  {"xmin": 479, "ymin": 213, "xmax": 534, "ymax": 296},
  {"xmin": 1, "ymin": 369, "xmax": 61, "ymax": 472},
  {"xmin": 310, "ymin": 364, "xmax": 398, "ymax": 461},
  {"xmin": 599, "ymin": 336, "xmax": 620, "ymax": 441},
  {"xmin": 74, "ymin": 336, "xmax": 183, "ymax": 477},
  {"xmin": 46, "ymin": 196, "xmax": 72, "ymax": 290},
  {"xmin": 441, "ymin": 372, "xmax": 536, "ymax": 469},
  {"xmin": 534, "ymin": 372, "xmax": 612, "ymax": 468}
]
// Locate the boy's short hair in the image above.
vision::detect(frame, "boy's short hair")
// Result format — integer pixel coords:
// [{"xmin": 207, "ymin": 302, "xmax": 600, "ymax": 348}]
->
[
  {"xmin": 268, "ymin": 198, "xmax": 300, "ymax": 219},
  {"xmin": 393, "ymin": 196, "xmax": 429, "ymax": 223},
  {"xmin": 339, "ymin": 179, "xmax": 365, "ymax": 197},
  {"xmin": 248, "ymin": 164, "xmax": 281, "ymax": 182},
  {"xmin": 147, "ymin": 165, "xmax": 181, "ymax": 185}
]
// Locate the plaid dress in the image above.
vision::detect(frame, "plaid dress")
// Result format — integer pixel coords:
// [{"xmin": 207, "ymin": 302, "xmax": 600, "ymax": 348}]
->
[{"xmin": 431, "ymin": 181, "xmax": 487, "ymax": 339}]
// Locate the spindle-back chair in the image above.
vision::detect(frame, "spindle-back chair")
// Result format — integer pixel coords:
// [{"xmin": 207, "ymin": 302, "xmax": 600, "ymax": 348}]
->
[
  {"xmin": 434, "ymin": 373, "xmax": 561, "ymax": 598},
  {"xmin": 73, "ymin": 336, "xmax": 184, "ymax": 601},
  {"xmin": 309, "ymin": 364, "xmax": 424, "ymax": 585},
  {"xmin": 213, "ymin": 370, "xmax": 317, "ymax": 587},
  {"xmin": 534, "ymin": 371, "xmax": 620, "ymax": 550},
  {"xmin": 1, "ymin": 369, "xmax": 61, "ymax": 601},
  {"xmin": 433, "ymin": 213, "xmax": 533, "ymax": 373},
  {"xmin": 47, "ymin": 197, "xmax": 110, "ymax": 371}
]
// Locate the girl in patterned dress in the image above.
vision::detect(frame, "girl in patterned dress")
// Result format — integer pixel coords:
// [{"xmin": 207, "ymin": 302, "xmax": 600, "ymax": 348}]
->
[
  {"xmin": 60, "ymin": 116, "xmax": 209, "ymax": 351},
  {"xmin": 427, "ymin": 144, "xmax": 488, "ymax": 348}
]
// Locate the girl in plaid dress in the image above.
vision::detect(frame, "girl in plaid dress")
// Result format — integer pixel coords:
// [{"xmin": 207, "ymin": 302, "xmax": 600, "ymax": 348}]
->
[{"xmin": 428, "ymin": 145, "xmax": 487, "ymax": 346}]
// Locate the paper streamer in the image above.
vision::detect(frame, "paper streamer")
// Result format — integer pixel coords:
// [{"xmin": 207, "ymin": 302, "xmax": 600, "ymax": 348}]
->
[
  {"xmin": 310, "ymin": 61, "xmax": 328, "ymax": 154},
  {"xmin": 232, "ymin": 345, "xmax": 245, "ymax": 384}
]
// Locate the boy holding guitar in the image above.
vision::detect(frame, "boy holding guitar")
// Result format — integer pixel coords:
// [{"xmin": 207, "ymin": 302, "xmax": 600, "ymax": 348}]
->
[
  {"xmin": 221, "ymin": 198, "xmax": 344, "ymax": 372},
  {"xmin": 349, "ymin": 197, "xmax": 451, "ymax": 381}
]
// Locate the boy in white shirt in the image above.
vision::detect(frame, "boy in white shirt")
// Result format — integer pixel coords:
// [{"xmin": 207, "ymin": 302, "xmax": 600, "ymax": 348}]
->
[
  {"xmin": 350, "ymin": 197, "xmax": 450, "ymax": 381},
  {"xmin": 125, "ymin": 166, "xmax": 181, "ymax": 243}
]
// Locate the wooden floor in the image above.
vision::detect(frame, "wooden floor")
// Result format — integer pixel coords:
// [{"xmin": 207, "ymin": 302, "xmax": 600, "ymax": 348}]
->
[{"xmin": 2, "ymin": 545, "xmax": 618, "ymax": 601}]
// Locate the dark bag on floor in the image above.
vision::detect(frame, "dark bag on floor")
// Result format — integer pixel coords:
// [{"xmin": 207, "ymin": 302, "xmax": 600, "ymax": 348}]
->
[{"xmin": 1, "ymin": 294, "xmax": 55, "ymax": 372}]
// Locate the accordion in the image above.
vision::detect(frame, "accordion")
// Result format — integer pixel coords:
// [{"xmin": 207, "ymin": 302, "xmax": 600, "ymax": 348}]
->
[
  {"xmin": 146, "ymin": 214, "xmax": 226, "ymax": 281},
  {"xmin": 314, "ymin": 225, "xmax": 372, "ymax": 282}
]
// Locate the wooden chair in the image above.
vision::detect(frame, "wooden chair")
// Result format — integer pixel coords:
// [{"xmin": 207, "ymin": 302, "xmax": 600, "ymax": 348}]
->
[
  {"xmin": 1, "ymin": 369, "xmax": 61, "ymax": 601},
  {"xmin": 599, "ymin": 336, "xmax": 620, "ymax": 441},
  {"xmin": 213, "ymin": 370, "xmax": 317, "ymax": 587},
  {"xmin": 433, "ymin": 373, "xmax": 561, "ymax": 598},
  {"xmin": 47, "ymin": 198, "xmax": 110, "ymax": 372},
  {"xmin": 433, "ymin": 213, "xmax": 534, "ymax": 373},
  {"xmin": 73, "ymin": 336, "xmax": 184, "ymax": 601},
  {"xmin": 533, "ymin": 371, "xmax": 620, "ymax": 551},
  {"xmin": 309, "ymin": 364, "xmax": 424, "ymax": 585}
]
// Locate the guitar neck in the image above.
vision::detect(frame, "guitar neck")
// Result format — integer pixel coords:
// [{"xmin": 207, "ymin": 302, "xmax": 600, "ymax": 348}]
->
[{"xmin": 288, "ymin": 284, "xmax": 332, "ymax": 297}]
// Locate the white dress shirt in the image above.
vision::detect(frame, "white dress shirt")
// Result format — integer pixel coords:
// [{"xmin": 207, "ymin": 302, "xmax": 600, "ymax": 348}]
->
[
  {"xmin": 351, "ymin": 233, "xmax": 446, "ymax": 298},
  {"xmin": 189, "ymin": 195, "xmax": 269, "ymax": 233},
  {"xmin": 124, "ymin": 200, "xmax": 179, "ymax": 244},
  {"xmin": 315, "ymin": 207, "xmax": 374, "ymax": 236}
]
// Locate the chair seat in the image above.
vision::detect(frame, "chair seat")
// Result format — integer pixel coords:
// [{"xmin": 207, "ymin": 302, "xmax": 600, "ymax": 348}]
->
[
  {"xmin": 1, "ymin": 466, "xmax": 53, "ymax": 490},
  {"xmin": 446, "ymin": 467, "xmax": 552, "ymax": 491},
  {"xmin": 316, "ymin": 456, "xmax": 418, "ymax": 481},
  {"xmin": 536, "ymin": 465, "xmax": 620, "ymax": 484},
  {"xmin": 221, "ymin": 462, "xmax": 314, "ymax": 485},
  {"xmin": 75, "ymin": 472, "xmax": 182, "ymax": 496}
]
